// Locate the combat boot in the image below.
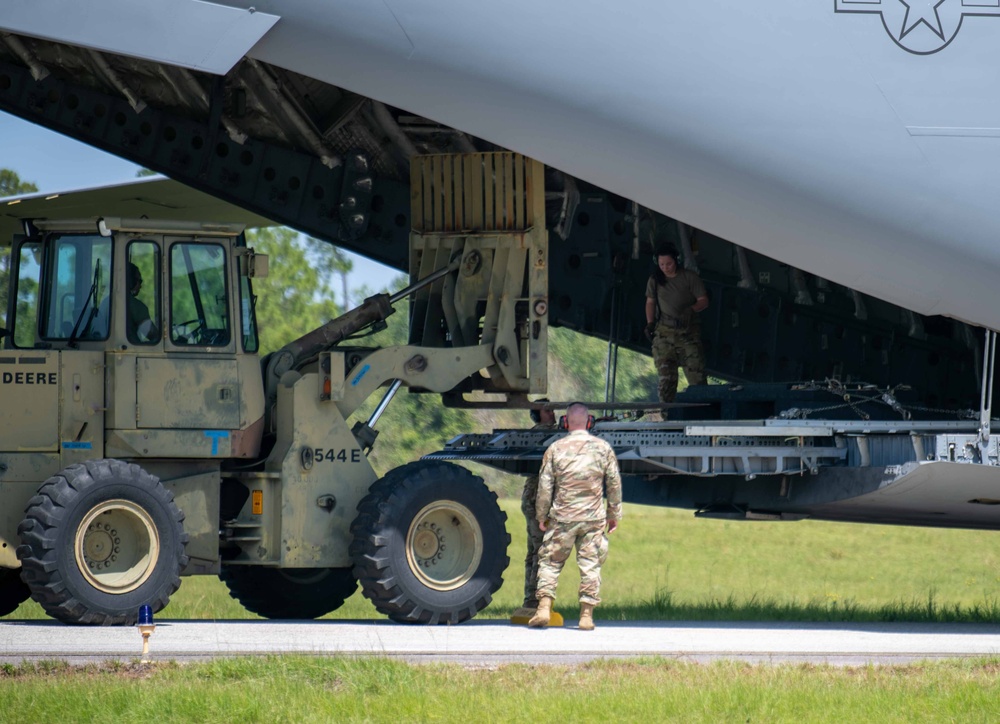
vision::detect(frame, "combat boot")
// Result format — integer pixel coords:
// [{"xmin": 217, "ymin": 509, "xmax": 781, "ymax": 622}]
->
[
  {"xmin": 578, "ymin": 602, "xmax": 595, "ymax": 631},
  {"xmin": 529, "ymin": 597, "xmax": 553, "ymax": 628}
]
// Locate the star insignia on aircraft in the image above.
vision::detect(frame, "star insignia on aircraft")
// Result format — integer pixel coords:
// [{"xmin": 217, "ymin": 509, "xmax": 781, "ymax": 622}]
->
[
  {"xmin": 835, "ymin": 0, "xmax": 1000, "ymax": 54},
  {"xmin": 899, "ymin": 0, "xmax": 946, "ymax": 40}
]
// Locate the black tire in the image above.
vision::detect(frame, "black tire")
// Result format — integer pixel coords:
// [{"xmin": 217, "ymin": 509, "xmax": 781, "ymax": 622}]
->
[
  {"xmin": 219, "ymin": 567, "xmax": 357, "ymax": 619},
  {"xmin": 0, "ymin": 567, "xmax": 31, "ymax": 617},
  {"xmin": 16, "ymin": 459, "xmax": 189, "ymax": 625},
  {"xmin": 350, "ymin": 461, "xmax": 510, "ymax": 624}
]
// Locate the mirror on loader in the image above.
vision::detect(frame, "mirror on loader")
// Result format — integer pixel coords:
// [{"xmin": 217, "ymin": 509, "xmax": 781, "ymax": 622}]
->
[{"xmin": 240, "ymin": 249, "xmax": 269, "ymax": 279}]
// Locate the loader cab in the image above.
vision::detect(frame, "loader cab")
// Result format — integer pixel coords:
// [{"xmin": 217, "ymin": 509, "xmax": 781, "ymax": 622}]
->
[
  {"xmin": 4, "ymin": 217, "xmax": 261, "ymax": 355},
  {"xmin": 1, "ymin": 217, "xmax": 267, "ymax": 461}
]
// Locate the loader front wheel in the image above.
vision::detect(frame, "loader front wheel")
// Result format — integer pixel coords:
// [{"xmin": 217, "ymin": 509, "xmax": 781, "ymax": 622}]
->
[
  {"xmin": 0, "ymin": 567, "xmax": 30, "ymax": 617},
  {"xmin": 219, "ymin": 566, "xmax": 357, "ymax": 619},
  {"xmin": 350, "ymin": 461, "xmax": 509, "ymax": 624},
  {"xmin": 16, "ymin": 460, "xmax": 189, "ymax": 625}
]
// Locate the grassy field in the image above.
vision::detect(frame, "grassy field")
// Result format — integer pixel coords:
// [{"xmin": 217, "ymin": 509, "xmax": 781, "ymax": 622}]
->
[
  {"xmin": 9, "ymin": 497, "xmax": 1000, "ymax": 623},
  {"xmin": 2, "ymin": 656, "xmax": 1000, "ymax": 723}
]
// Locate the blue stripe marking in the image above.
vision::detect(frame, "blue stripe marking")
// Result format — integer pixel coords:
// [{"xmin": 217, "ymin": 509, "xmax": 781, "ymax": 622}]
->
[
  {"xmin": 62, "ymin": 441, "xmax": 93, "ymax": 450},
  {"xmin": 351, "ymin": 363, "xmax": 371, "ymax": 387},
  {"xmin": 204, "ymin": 430, "xmax": 229, "ymax": 455}
]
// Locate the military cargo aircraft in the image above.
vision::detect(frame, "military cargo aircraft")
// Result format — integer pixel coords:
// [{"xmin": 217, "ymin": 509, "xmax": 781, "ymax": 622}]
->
[{"xmin": 1, "ymin": 1, "xmax": 1000, "ymax": 531}]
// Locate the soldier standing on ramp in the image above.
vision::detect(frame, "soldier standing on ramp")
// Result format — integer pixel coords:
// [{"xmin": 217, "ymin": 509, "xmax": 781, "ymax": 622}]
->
[{"xmin": 529, "ymin": 403, "xmax": 622, "ymax": 631}]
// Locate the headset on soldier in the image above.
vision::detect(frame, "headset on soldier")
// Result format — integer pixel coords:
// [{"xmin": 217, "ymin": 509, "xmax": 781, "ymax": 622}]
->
[{"xmin": 558, "ymin": 402, "xmax": 595, "ymax": 431}]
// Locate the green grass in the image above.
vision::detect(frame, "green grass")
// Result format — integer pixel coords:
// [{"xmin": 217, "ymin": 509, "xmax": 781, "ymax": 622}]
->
[
  {"xmin": 10, "ymin": 497, "xmax": 1000, "ymax": 624},
  {"xmin": 2, "ymin": 656, "xmax": 1000, "ymax": 723},
  {"xmin": 6, "ymin": 498, "xmax": 1000, "ymax": 721},
  {"xmin": 583, "ymin": 503, "xmax": 1000, "ymax": 624}
]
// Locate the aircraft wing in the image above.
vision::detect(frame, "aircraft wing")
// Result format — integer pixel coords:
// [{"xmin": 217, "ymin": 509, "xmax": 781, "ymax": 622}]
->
[
  {"xmin": 0, "ymin": 176, "xmax": 274, "ymax": 242},
  {"xmin": 0, "ymin": 0, "xmax": 278, "ymax": 75}
]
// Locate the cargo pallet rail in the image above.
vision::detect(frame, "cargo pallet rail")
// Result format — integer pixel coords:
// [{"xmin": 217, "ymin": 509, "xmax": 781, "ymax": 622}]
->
[{"xmin": 426, "ymin": 332, "xmax": 1000, "ymax": 530}]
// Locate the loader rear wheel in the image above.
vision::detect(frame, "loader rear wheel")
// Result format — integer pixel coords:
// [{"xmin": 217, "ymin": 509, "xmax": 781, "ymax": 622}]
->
[
  {"xmin": 16, "ymin": 459, "xmax": 189, "ymax": 625},
  {"xmin": 219, "ymin": 566, "xmax": 357, "ymax": 619},
  {"xmin": 350, "ymin": 461, "xmax": 509, "ymax": 624},
  {"xmin": 0, "ymin": 568, "xmax": 30, "ymax": 617}
]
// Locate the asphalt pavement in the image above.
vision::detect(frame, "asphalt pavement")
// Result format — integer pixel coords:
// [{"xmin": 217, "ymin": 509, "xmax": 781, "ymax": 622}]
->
[{"xmin": 3, "ymin": 619, "xmax": 1000, "ymax": 666}]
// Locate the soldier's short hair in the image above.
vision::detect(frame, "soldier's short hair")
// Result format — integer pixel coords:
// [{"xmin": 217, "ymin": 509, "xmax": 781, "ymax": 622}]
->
[{"xmin": 562, "ymin": 402, "xmax": 594, "ymax": 431}]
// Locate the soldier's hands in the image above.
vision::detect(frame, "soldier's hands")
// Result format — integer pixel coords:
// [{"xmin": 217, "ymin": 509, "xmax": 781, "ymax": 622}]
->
[
  {"xmin": 607, "ymin": 519, "xmax": 618, "ymax": 534},
  {"xmin": 643, "ymin": 322, "xmax": 655, "ymax": 342},
  {"xmin": 538, "ymin": 519, "xmax": 547, "ymax": 532}
]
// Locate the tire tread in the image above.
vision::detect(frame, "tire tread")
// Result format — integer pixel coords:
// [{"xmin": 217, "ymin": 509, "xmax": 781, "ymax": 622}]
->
[
  {"xmin": 16, "ymin": 459, "xmax": 188, "ymax": 625},
  {"xmin": 350, "ymin": 460, "xmax": 509, "ymax": 625}
]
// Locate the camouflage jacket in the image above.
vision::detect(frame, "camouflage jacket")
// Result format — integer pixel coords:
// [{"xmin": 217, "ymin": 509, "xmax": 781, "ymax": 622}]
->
[{"xmin": 536, "ymin": 430, "xmax": 623, "ymax": 524}]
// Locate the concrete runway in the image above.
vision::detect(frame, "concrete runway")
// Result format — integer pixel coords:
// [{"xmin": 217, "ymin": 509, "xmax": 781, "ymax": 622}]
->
[{"xmin": 3, "ymin": 619, "xmax": 1000, "ymax": 666}]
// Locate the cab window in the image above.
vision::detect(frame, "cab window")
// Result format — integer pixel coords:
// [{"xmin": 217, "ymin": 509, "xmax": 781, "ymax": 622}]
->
[
  {"xmin": 239, "ymin": 274, "xmax": 259, "ymax": 353},
  {"xmin": 10, "ymin": 240, "xmax": 42, "ymax": 348},
  {"xmin": 170, "ymin": 243, "xmax": 230, "ymax": 347},
  {"xmin": 126, "ymin": 241, "xmax": 161, "ymax": 345},
  {"xmin": 41, "ymin": 234, "xmax": 112, "ymax": 342}
]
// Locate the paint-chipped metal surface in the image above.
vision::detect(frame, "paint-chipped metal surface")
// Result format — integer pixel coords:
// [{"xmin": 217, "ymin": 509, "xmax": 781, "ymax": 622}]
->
[
  {"xmin": 136, "ymin": 357, "xmax": 240, "ymax": 429},
  {"xmin": 0, "ymin": 353, "xmax": 59, "ymax": 451}
]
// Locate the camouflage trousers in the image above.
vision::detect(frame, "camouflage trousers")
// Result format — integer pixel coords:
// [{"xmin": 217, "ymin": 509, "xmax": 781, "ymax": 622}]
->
[
  {"xmin": 535, "ymin": 520, "xmax": 609, "ymax": 606},
  {"xmin": 520, "ymin": 476, "xmax": 545, "ymax": 608},
  {"xmin": 652, "ymin": 325, "xmax": 706, "ymax": 404}
]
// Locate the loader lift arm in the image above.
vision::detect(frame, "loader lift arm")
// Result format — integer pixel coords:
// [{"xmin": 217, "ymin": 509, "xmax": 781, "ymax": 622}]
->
[{"xmin": 261, "ymin": 257, "xmax": 461, "ymax": 433}]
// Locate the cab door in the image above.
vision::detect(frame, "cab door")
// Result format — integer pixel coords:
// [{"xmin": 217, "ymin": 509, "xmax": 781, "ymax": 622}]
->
[{"xmin": 135, "ymin": 239, "xmax": 240, "ymax": 434}]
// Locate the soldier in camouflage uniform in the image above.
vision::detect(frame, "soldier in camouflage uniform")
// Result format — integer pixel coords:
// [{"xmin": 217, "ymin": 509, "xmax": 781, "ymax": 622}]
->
[
  {"xmin": 511, "ymin": 400, "xmax": 558, "ymax": 621},
  {"xmin": 529, "ymin": 403, "xmax": 622, "ymax": 631},
  {"xmin": 644, "ymin": 244, "xmax": 709, "ymax": 405}
]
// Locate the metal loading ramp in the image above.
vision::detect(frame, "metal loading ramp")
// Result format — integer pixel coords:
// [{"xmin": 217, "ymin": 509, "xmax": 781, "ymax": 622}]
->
[{"xmin": 424, "ymin": 418, "xmax": 1000, "ymax": 529}]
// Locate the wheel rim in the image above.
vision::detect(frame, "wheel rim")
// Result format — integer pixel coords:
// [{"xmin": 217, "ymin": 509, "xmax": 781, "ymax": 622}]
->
[
  {"xmin": 75, "ymin": 499, "xmax": 160, "ymax": 594},
  {"xmin": 405, "ymin": 500, "xmax": 483, "ymax": 591}
]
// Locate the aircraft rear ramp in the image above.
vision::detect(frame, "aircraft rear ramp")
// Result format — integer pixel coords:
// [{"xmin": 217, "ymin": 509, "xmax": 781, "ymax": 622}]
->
[{"xmin": 427, "ymin": 416, "xmax": 1000, "ymax": 530}]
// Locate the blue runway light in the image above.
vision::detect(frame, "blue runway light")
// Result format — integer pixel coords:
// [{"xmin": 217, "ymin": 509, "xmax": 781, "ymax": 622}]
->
[{"xmin": 137, "ymin": 604, "xmax": 156, "ymax": 661}]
